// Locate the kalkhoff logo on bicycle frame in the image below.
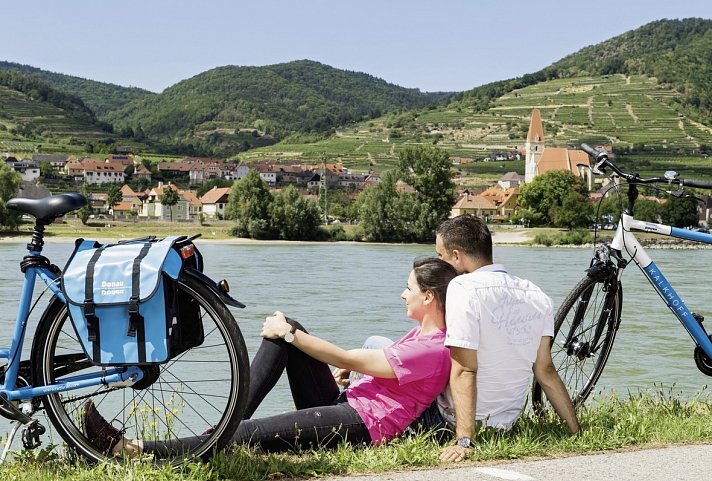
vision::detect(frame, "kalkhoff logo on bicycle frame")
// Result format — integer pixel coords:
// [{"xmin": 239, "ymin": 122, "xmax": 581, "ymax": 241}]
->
[{"xmin": 644, "ymin": 264, "xmax": 689, "ymax": 319}]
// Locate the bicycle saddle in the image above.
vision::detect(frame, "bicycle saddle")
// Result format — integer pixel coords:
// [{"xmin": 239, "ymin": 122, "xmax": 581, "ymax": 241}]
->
[{"xmin": 7, "ymin": 192, "xmax": 87, "ymax": 221}]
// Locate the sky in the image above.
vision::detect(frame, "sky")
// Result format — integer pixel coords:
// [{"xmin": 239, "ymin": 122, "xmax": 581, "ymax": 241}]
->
[{"xmin": 3, "ymin": 0, "xmax": 712, "ymax": 94}]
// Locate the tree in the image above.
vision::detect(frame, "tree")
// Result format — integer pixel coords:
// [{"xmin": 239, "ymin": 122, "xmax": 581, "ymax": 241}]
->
[
  {"xmin": 660, "ymin": 196, "xmax": 698, "ymax": 228},
  {"xmin": 518, "ymin": 171, "xmax": 590, "ymax": 226},
  {"xmin": 632, "ymin": 198, "xmax": 661, "ymax": 223},
  {"xmin": 269, "ymin": 186, "xmax": 322, "ymax": 240},
  {"xmin": 79, "ymin": 184, "xmax": 94, "ymax": 225},
  {"xmin": 397, "ymin": 145, "xmax": 456, "ymax": 237},
  {"xmin": 550, "ymin": 190, "xmax": 594, "ymax": 229},
  {"xmin": 39, "ymin": 161, "xmax": 53, "ymax": 178},
  {"xmin": 0, "ymin": 162, "xmax": 21, "ymax": 228},
  {"xmin": 357, "ymin": 171, "xmax": 401, "ymax": 242},
  {"xmin": 106, "ymin": 184, "xmax": 123, "ymax": 219},
  {"xmin": 160, "ymin": 185, "xmax": 179, "ymax": 222},
  {"xmin": 357, "ymin": 171, "xmax": 426, "ymax": 242},
  {"xmin": 227, "ymin": 169, "xmax": 273, "ymax": 239}
]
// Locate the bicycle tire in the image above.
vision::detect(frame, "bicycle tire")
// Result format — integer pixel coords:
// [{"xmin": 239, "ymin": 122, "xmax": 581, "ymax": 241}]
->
[
  {"xmin": 532, "ymin": 274, "xmax": 622, "ymax": 408},
  {"xmin": 31, "ymin": 274, "xmax": 250, "ymax": 464}
]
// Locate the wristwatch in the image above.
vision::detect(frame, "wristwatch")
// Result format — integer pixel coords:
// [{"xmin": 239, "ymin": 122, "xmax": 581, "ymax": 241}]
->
[
  {"xmin": 283, "ymin": 324, "xmax": 297, "ymax": 343},
  {"xmin": 457, "ymin": 437, "xmax": 472, "ymax": 448}
]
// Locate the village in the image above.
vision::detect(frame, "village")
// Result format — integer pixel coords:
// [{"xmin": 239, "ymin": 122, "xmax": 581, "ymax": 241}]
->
[{"xmin": 5, "ymin": 109, "xmax": 712, "ymax": 227}]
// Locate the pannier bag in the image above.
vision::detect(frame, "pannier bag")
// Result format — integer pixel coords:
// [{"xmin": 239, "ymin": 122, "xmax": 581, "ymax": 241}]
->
[{"xmin": 61, "ymin": 236, "xmax": 204, "ymax": 366}]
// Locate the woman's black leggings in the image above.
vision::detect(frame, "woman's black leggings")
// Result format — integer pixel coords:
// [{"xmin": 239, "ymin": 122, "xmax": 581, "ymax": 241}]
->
[{"xmin": 143, "ymin": 320, "xmax": 372, "ymax": 455}]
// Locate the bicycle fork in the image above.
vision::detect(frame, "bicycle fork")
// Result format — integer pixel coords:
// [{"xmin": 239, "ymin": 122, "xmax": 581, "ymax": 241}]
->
[{"xmin": 565, "ymin": 245, "xmax": 626, "ymax": 359}]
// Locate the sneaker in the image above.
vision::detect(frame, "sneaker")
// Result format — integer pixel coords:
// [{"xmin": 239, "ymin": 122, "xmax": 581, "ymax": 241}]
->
[{"xmin": 82, "ymin": 401, "xmax": 125, "ymax": 455}]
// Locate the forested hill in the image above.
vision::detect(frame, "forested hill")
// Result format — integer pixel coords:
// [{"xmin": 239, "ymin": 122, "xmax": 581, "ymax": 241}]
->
[
  {"xmin": 0, "ymin": 61, "xmax": 155, "ymax": 117},
  {"xmin": 104, "ymin": 60, "xmax": 451, "ymax": 142},
  {"xmin": 453, "ymin": 18, "xmax": 712, "ymax": 123},
  {"xmin": 0, "ymin": 68, "xmax": 96, "ymax": 125}
]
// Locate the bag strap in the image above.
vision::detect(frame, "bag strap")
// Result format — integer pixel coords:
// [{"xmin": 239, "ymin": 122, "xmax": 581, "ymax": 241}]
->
[
  {"xmin": 84, "ymin": 247, "xmax": 104, "ymax": 362},
  {"xmin": 128, "ymin": 242, "xmax": 153, "ymax": 364}
]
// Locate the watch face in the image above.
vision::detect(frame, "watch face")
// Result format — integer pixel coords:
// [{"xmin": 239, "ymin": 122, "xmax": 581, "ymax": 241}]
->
[
  {"xmin": 457, "ymin": 437, "xmax": 471, "ymax": 448},
  {"xmin": 284, "ymin": 331, "xmax": 295, "ymax": 343}
]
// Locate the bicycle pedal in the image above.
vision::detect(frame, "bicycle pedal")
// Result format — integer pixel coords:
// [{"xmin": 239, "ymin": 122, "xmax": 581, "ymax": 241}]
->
[{"xmin": 21, "ymin": 420, "xmax": 45, "ymax": 450}]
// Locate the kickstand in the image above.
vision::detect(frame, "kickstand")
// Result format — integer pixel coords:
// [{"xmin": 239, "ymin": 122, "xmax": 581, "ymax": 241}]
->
[{"xmin": 0, "ymin": 421, "xmax": 22, "ymax": 464}]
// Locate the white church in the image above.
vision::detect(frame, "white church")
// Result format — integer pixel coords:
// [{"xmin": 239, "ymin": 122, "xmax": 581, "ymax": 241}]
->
[{"xmin": 524, "ymin": 108, "xmax": 594, "ymax": 189}]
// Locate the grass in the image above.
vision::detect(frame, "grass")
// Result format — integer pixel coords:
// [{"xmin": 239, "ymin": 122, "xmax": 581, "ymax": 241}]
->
[{"xmin": 1, "ymin": 390, "xmax": 711, "ymax": 480}]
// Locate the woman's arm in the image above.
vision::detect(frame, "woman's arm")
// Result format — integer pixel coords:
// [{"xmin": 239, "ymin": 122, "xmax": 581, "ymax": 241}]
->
[{"xmin": 262, "ymin": 311, "xmax": 396, "ymax": 379}]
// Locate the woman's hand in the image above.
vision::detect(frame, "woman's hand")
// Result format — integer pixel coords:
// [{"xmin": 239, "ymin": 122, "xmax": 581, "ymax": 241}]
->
[
  {"xmin": 261, "ymin": 311, "xmax": 292, "ymax": 339},
  {"xmin": 332, "ymin": 368, "xmax": 352, "ymax": 387}
]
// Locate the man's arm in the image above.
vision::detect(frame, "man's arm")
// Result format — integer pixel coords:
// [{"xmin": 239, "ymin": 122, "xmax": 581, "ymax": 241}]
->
[
  {"xmin": 439, "ymin": 346, "xmax": 477, "ymax": 462},
  {"xmin": 532, "ymin": 336, "xmax": 580, "ymax": 434}
]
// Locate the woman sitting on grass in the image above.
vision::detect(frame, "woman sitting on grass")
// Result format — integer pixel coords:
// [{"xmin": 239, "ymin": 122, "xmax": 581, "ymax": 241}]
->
[{"xmin": 84, "ymin": 257, "xmax": 458, "ymax": 456}]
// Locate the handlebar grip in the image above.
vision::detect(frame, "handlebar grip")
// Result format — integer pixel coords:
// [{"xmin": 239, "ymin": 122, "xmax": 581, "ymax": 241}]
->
[
  {"xmin": 580, "ymin": 143, "xmax": 604, "ymax": 159},
  {"xmin": 682, "ymin": 179, "xmax": 712, "ymax": 190}
]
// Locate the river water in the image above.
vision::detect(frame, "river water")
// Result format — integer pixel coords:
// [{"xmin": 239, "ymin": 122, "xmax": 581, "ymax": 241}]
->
[{"xmin": 1, "ymin": 239, "xmax": 710, "ymax": 436}]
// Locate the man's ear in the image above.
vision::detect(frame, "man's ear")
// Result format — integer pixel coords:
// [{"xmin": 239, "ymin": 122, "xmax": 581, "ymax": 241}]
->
[{"xmin": 451, "ymin": 249, "xmax": 461, "ymax": 264}]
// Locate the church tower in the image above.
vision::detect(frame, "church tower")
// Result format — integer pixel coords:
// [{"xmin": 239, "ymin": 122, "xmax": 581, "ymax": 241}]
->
[{"xmin": 524, "ymin": 108, "xmax": 545, "ymax": 183}]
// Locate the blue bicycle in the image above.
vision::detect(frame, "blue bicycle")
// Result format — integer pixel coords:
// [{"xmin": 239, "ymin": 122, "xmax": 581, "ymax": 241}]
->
[
  {"xmin": 0, "ymin": 193, "xmax": 249, "ymax": 464},
  {"xmin": 532, "ymin": 144, "xmax": 712, "ymax": 407}
]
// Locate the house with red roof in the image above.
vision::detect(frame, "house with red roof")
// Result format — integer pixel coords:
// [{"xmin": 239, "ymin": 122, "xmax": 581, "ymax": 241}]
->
[
  {"xmin": 140, "ymin": 182, "xmax": 202, "ymax": 221},
  {"xmin": 200, "ymin": 186, "xmax": 232, "ymax": 219}
]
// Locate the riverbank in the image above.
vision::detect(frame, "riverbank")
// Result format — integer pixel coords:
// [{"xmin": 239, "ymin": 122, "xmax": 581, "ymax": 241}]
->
[
  {"xmin": 1, "ymin": 222, "xmax": 707, "ymax": 248},
  {"xmin": 0, "ymin": 221, "xmax": 535, "ymax": 245}
]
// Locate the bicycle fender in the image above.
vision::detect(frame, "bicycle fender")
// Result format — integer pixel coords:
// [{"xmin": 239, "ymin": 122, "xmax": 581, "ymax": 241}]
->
[{"xmin": 183, "ymin": 267, "xmax": 246, "ymax": 309}]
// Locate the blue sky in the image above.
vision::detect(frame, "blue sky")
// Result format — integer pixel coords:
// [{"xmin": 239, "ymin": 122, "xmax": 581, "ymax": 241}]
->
[{"xmin": 3, "ymin": 0, "xmax": 712, "ymax": 93}]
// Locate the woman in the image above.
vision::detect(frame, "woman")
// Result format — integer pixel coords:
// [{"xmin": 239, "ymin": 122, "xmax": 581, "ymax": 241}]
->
[{"xmin": 84, "ymin": 257, "xmax": 458, "ymax": 456}]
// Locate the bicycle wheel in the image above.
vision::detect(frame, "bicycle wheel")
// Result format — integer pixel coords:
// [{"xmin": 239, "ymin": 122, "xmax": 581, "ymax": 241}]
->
[
  {"xmin": 532, "ymin": 274, "xmax": 622, "ymax": 408},
  {"xmin": 31, "ymin": 274, "xmax": 250, "ymax": 464}
]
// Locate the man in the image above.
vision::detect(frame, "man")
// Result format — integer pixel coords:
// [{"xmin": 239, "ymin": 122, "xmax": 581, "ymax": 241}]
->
[{"xmin": 434, "ymin": 215, "xmax": 579, "ymax": 462}]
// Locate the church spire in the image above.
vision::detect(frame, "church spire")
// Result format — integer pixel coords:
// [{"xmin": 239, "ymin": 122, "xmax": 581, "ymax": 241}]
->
[
  {"xmin": 527, "ymin": 108, "xmax": 544, "ymax": 143},
  {"xmin": 524, "ymin": 108, "xmax": 545, "ymax": 183}
]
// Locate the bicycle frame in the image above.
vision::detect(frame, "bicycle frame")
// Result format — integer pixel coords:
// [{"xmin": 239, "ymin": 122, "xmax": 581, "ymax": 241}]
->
[
  {"xmin": 0, "ymin": 259, "xmax": 142, "ymax": 406},
  {"xmin": 611, "ymin": 213, "xmax": 712, "ymax": 359}
]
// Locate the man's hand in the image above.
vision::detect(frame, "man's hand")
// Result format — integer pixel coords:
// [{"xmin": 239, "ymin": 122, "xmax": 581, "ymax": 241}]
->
[{"xmin": 439, "ymin": 444, "xmax": 471, "ymax": 462}]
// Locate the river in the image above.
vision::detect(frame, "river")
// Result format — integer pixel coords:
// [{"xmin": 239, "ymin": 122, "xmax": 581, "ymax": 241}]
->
[{"xmin": 0, "ymin": 239, "xmax": 710, "ymax": 434}]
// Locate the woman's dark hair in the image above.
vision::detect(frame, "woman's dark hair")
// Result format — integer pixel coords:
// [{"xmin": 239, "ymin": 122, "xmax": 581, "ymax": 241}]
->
[
  {"xmin": 436, "ymin": 215, "xmax": 492, "ymax": 263},
  {"xmin": 412, "ymin": 257, "xmax": 458, "ymax": 311}
]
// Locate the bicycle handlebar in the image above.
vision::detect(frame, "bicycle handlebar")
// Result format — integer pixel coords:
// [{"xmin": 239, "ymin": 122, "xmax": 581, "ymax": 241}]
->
[
  {"xmin": 682, "ymin": 178, "xmax": 712, "ymax": 189},
  {"xmin": 580, "ymin": 143, "xmax": 712, "ymax": 191}
]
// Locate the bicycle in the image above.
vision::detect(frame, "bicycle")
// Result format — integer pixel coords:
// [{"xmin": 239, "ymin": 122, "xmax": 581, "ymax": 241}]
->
[
  {"xmin": 532, "ymin": 144, "xmax": 712, "ymax": 408},
  {"xmin": 0, "ymin": 193, "xmax": 250, "ymax": 464}
]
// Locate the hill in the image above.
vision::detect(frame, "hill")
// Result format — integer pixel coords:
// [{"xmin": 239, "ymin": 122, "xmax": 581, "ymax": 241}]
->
[
  {"xmin": 0, "ymin": 61, "xmax": 156, "ymax": 118},
  {"xmin": 0, "ymin": 69, "xmax": 122, "ymax": 153},
  {"xmin": 103, "ymin": 60, "xmax": 451, "ymax": 155},
  {"xmin": 454, "ymin": 18, "xmax": 712, "ymax": 123},
  {"xmin": 240, "ymin": 19, "xmax": 712, "ymax": 183}
]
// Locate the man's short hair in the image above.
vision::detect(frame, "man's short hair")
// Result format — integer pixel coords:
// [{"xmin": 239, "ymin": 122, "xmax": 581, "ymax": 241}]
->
[{"xmin": 436, "ymin": 215, "xmax": 493, "ymax": 263}]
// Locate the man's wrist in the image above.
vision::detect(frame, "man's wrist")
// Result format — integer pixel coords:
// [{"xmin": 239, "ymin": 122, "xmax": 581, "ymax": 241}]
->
[{"xmin": 456, "ymin": 437, "xmax": 472, "ymax": 448}]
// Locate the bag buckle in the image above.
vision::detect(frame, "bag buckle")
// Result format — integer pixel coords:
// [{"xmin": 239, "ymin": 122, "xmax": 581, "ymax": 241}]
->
[
  {"xmin": 127, "ymin": 296, "xmax": 142, "ymax": 337},
  {"xmin": 84, "ymin": 301, "xmax": 99, "ymax": 342}
]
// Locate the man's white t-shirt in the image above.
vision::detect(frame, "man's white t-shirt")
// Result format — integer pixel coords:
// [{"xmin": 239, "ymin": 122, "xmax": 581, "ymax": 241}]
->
[{"xmin": 438, "ymin": 264, "xmax": 554, "ymax": 429}]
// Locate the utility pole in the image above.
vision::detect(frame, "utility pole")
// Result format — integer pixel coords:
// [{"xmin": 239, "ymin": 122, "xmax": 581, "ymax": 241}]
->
[{"xmin": 319, "ymin": 152, "xmax": 328, "ymax": 224}]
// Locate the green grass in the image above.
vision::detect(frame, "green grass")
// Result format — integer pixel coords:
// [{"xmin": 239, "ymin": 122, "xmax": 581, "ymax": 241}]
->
[{"xmin": 1, "ymin": 390, "xmax": 711, "ymax": 480}]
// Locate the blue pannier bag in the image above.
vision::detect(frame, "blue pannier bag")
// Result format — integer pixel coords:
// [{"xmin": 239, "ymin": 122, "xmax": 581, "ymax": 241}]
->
[{"xmin": 61, "ymin": 236, "xmax": 202, "ymax": 366}]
